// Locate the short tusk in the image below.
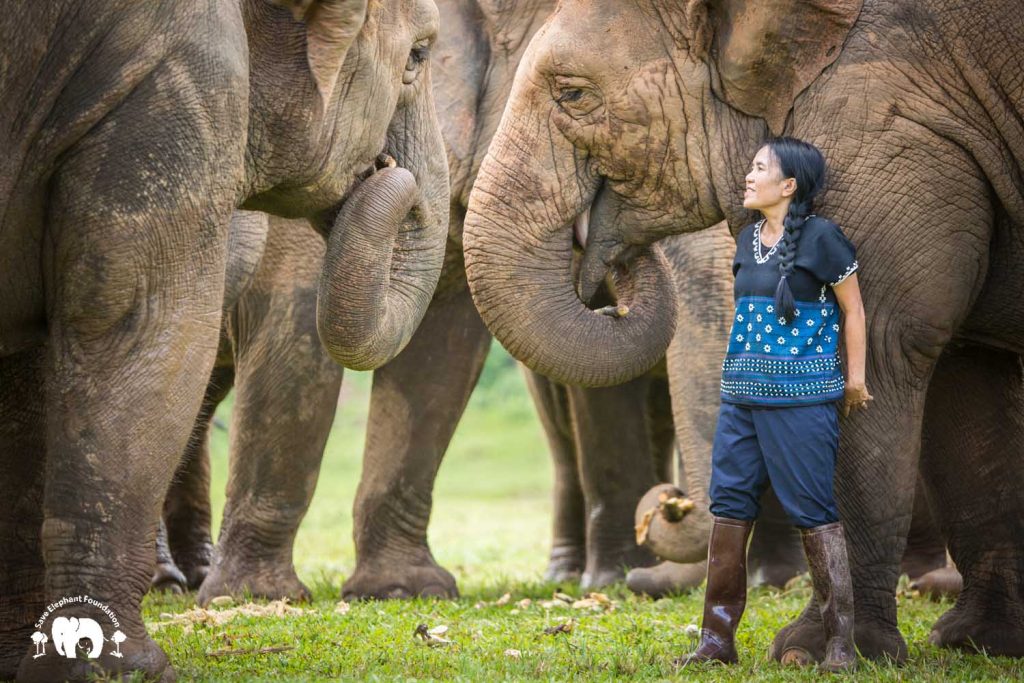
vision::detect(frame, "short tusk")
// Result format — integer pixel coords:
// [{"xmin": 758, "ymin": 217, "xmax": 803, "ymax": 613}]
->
[
  {"xmin": 573, "ymin": 205, "xmax": 590, "ymax": 247},
  {"xmin": 595, "ymin": 304, "xmax": 630, "ymax": 318}
]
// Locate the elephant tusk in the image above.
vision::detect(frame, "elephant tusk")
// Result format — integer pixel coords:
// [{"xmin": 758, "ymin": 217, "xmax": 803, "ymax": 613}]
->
[
  {"xmin": 375, "ymin": 153, "xmax": 397, "ymax": 170},
  {"xmin": 595, "ymin": 304, "xmax": 630, "ymax": 318},
  {"xmin": 573, "ymin": 205, "xmax": 590, "ymax": 247}
]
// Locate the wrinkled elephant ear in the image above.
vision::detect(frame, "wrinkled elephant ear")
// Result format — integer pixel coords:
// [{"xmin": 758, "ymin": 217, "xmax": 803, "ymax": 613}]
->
[
  {"xmin": 707, "ymin": 0, "xmax": 863, "ymax": 133},
  {"xmin": 272, "ymin": 0, "xmax": 369, "ymax": 104}
]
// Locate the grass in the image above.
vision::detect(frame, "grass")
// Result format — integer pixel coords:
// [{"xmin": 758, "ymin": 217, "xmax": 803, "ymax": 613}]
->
[{"xmin": 143, "ymin": 343, "xmax": 1023, "ymax": 681}]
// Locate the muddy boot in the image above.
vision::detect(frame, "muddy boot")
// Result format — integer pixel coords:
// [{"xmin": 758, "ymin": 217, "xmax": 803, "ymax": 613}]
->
[
  {"xmin": 802, "ymin": 522, "xmax": 857, "ymax": 672},
  {"xmin": 678, "ymin": 517, "xmax": 753, "ymax": 666}
]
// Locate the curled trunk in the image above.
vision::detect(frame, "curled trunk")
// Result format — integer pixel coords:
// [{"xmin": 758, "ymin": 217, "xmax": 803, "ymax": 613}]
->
[
  {"xmin": 317, "ymin": 166, "xmax": 444, "ymax": 370},
  {"xmin": 464, "ymin": 168, "xmax": 678, "ymax": 388}
]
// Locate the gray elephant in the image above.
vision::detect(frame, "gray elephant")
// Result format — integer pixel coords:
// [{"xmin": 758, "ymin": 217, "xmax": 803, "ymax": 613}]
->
[
  {"xmin": 0, "ymin": 1, "xmax": 448, "ymax": 680},
  {"xmin": 464, "ymin": 0, "xmax": 1024, "ymax": 662},
  {"xmin": 151, "ymin": 210, "xmax": 346, "ymax": 606},
  {"xmin": 332, "ymin": 0, "xmax": 798, "ymax": 599}
]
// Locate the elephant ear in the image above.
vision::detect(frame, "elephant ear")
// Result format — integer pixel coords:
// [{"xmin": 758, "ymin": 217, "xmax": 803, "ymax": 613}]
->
[
  {"xmin": 708, "ymin": 0, "xmax": 863, "ymax": 133},
  {"xmin": 272, "ymin": 0, "xmax": 369, "ymax": 104}
]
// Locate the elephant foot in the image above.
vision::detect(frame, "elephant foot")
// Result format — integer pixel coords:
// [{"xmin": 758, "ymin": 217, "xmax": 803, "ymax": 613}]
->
[
  {"xmin": 151, "ymin": 560, "xmax": 188, "ymax": 594},
  {"xmin": 197, "ymin": 557, "xmax": 310, "ymax": 606},
  {"xmin": 929, "ymin": 583, "xmax": 1024, "ymax": 656},
  {"xmin": 626, "ymin": 560, "xmax": 706, "ymax": 598},
  {"xmin": 747, "ymin": 562, "xmax": 804, "ymax": 590},
  {"xmin": 544, "ymin": 544, "xmax": 584, "ymax": 584},
  {"xmin": 910, "ymin": 565, "xmax": 963, "ymax": 600},
  {"xmin": 342, "ymin": 556, "xmax": 458, "ymax": 600},
  {"xmin": 770, "ymin": 605, "xmax": 908, "ymax": 665},
  {"xmin": 900, "ymin": 548, "xmax": 948, "ymax": 582},
  {"xmin": 17, "ymin": 631, "xmax": 174, "ymax": 683},
  {"xmin": 580, "ymin": 544, "xmax": 656, "ymax": 590},
  {"xmin": 172, "ymin": 542, "xmax": 213, "ymax": 590}
]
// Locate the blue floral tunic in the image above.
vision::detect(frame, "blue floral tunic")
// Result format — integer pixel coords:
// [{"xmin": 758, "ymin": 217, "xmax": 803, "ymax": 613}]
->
[{"xmin": 720, "ymin": 216, "xmax": 858, "ymax": 407}]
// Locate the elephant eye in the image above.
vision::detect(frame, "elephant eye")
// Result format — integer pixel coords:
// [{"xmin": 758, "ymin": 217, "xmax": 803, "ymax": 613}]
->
[
  {"xmin": 551, "ymin": 76, "xmax": 602, "ymax": 119},
  {"xmin": 403, "ymin": 42, "xmax": 430, "ymax": 85},
  {"xmin": 557, "ymin": 89, "xmax": 583, "ymax": 104}
]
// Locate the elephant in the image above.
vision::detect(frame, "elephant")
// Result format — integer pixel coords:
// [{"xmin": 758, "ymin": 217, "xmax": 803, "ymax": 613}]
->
[
  {"xmin": 0, "ymin": 0, "xmax": 449, "ymax": 680},
  {"xmin": 464, "ymin": 0, "xmax": 1024, "ymax": 662},
  {"xmin": 50, "ymin": 617, "xmax": 104, "ymax": 660},
  {"xmin": 151, "ymin": 210, "xmax": 346, "ymax": 606},
  {"xmin": 341, "ymin": 0, "xmax": 814, "ymax": 598},
  {"xmin": 146, "ymin": 0, "xmax": 682, "ymax": 602}
]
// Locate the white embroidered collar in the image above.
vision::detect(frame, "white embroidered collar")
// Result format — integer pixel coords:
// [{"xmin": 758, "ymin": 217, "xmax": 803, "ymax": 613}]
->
[
  {"xmin": 752, "ymin": 214, "xmax": 817, "ymax": 265},
  {"xmin": 752, "ymin": 219, "xmax": 781, "ymax": 264}
]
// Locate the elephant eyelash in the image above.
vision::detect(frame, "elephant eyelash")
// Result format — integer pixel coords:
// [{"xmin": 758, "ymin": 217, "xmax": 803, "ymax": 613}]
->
[
  {"xmin": 557, "ymin": 89, "xmax": 584, "ymax": 104},
  {"xmin": 408, "ymin": 46, "xmax": 430, "ymax": 68}
]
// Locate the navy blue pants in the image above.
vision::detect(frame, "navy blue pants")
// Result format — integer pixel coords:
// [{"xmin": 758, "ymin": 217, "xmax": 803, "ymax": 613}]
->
[{"xmin": 709, "ymin": 401, "xmax": 840, "ymax": 529}]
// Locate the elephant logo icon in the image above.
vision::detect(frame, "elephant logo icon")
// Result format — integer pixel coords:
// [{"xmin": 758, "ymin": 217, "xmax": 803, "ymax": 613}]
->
[{"xmin": 51, "ymin": 616, "xmax": 104, "ymax": 659}]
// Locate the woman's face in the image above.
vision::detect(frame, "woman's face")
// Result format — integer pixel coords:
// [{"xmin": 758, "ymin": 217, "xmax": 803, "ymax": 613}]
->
[{"xmin": 743, "ymin": 145, "xmax": 795, "ymax": 211}]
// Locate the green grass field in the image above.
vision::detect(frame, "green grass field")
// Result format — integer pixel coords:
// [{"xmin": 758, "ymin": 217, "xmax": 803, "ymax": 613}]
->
[{"xmin": 142, "ymin": 344, "xmax": 1023, "ymax": 681}]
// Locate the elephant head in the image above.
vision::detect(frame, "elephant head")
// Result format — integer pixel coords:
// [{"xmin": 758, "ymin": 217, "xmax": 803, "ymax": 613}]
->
[
  {"xmin": 51, "ymin": 616, "xmax": 104, "ymax": 660},
  {"xmin": 242, "ymin": 0, "xmax": 450, "ymax": 370},
  {"xmin": 462, "ymin": 0, "xmax": 862, "ymax": 387}
]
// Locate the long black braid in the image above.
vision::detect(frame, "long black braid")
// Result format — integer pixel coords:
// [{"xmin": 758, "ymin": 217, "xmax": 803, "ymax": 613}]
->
[{"xmin": 764, "ymin": 137, "xmax": 827, "ymax": 323}]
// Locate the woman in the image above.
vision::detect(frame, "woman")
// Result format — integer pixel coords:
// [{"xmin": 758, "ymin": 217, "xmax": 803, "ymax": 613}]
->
[{"xmin": 683, "ymin": 137, "xmax": 871, "ymax": 672}]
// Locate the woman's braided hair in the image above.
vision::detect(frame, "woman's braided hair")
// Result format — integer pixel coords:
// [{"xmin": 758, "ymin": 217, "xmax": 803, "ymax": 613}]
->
[{"xmin": 764, "ymin": 137, "xmax": 828, "ymax": 323}]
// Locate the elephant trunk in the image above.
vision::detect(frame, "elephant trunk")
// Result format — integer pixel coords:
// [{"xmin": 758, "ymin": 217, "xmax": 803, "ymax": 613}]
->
[
  {"xmin": 464, "ymin": 129, "xmax": 677, "ymax": 388},
  {"xmin": 316, "ymin": 166, "xmax": 444, "ymax": 370}
]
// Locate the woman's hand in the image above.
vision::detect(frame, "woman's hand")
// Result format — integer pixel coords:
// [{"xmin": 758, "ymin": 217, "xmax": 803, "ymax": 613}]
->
[{"xmin": 842, "ymin": 381, "xmax": 873, "ymax": 417}]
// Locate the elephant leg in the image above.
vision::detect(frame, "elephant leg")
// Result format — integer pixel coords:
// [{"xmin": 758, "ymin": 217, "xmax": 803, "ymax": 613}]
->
[
  {"xmin": 17, "ymin": 198, "xmax": 228, "ymax": 681},
  {"xmin": 922, "ymin": 344, "xmax": 1024, "ymax": 657},
  {"xmin": 647, "ymin": 374, "xmax": 677, "ymax": 484},
  {"xmin": 342, "ymin": 267, "xmax": 491, "ymax": 600},
  {"xmin": 523, "ymin": 369, "xmax": 586, "ymax": 583},
  {"xmin": 899, "ymin": 473, "xmax": 949, "ymax": 581},
  {"xmin": 568, "ymin": 375, "xmax": 660, "ymax": 590},
  {"xmin": 156, "ymin": 364, "xmax": 234, "ymax": 593},
  {"xmin": 747, "ymin": 486, "xmax": 806, "ymax": 588},
  {"xmin": 151, "ymin": 518, "xmax": 187, "ymax": 594},
  {"xmin": 0, "ymin": 348, "xmax": 46, "ymax": 679},
  {"xmin": 199, "ymin": 225, "xmax": 342, "ymax": 606}
]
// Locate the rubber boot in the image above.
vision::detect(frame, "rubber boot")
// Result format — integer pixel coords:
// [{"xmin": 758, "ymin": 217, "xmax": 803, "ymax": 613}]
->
[
  {"xmin": 679, "ymin": 517, "xmax": 754, "ymax": 666},
  {"xmin": 802, "ymin": 522, "xmax": 857, "ymax": 672}
]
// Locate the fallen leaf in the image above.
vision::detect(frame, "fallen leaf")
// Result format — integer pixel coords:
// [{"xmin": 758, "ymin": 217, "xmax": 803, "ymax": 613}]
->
[
  {"xmin": 553, "ymin": 592, "xmax": 574, "ymax": 604},
  {"xmin": 543, "ymin": 620, "xmax": 574, "ymax": 636},
  {"xmin": 636, "ymin": 506, "xmax": 657, "ymax": 545},
  {"xmin": 572, "ymin": 592, "xmax": 615, "ymax": 611},
  {"xmin": 516, "ymin": 598, "xmax": 532, "ymax": 609},
  {"xmin": 504, "ymin": 648, "xmax": 522, "ymax": 658},
  {"xmin": 334, "ymin": 601, "xmax": 350, "ymax": 615},
  {"xmin": 206, "ymin": 645, "xmax": 294, "ymax": 657},
  {"xmin": 150, "ymin": 599, "xmax": 312, "ymax": 631},
  {"xmin": 495, "ymin": 593, "xmax": 512, "ymax": 606},
  {"xmin": 413, "ymin": 623, "xmax": 453, "ymax": 647}
]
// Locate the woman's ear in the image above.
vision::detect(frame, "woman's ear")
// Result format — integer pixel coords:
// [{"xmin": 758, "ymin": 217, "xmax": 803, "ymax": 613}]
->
[
  {"xmin": 782, "ymin": 177, "xmax": 797, "ymax": 198},
  {"xmin": 272, "ymin": 0, "xmax": 369, "ymax": 105},
  {"xmin": 707, "ymin": 0, "xmax": 863, "ymax": 134}
]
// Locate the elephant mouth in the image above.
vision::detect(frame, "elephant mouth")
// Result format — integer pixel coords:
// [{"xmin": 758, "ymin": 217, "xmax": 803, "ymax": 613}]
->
[{"xmin": 317, "ymin": 153, "xmax": 400, "ymax": 234}]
